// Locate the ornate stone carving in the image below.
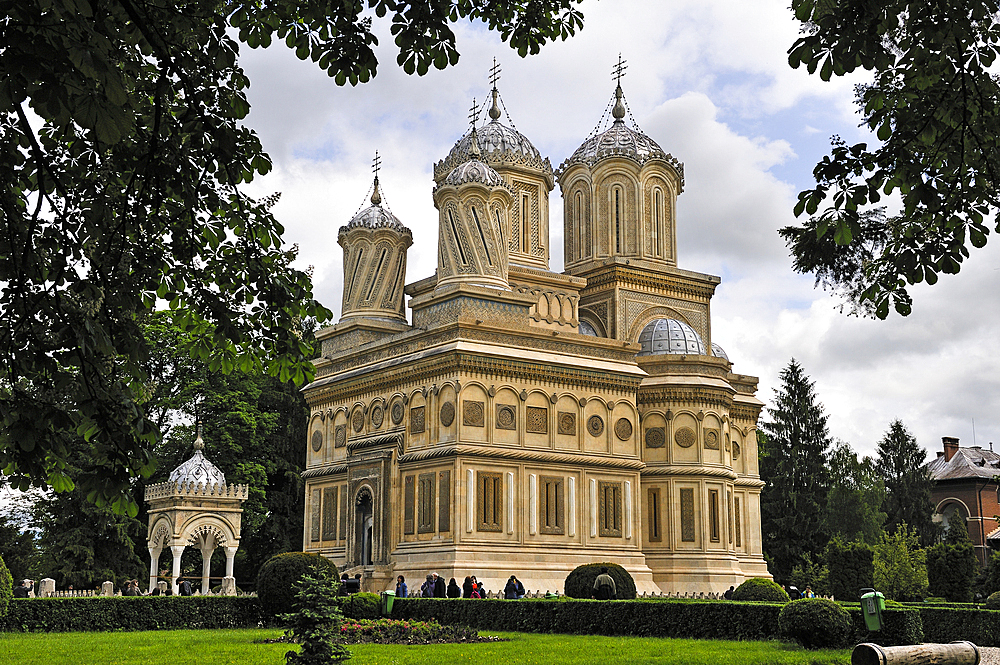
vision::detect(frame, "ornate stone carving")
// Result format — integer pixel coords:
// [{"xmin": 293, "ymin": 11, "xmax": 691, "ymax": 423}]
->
[
  {"xmin": 732, "ymin": 442, "xmax": 741, "ymax": 460},
  {"xmin": 311, "ymin": 430, "xmax": 323, "ymax": 452},
  {"xmin": 615, "ymin": 418, "xmax": 633, "ymax": 441},
  {"xmin": 680, "ymin": 487, "xmax": 695, "ymax": 542},
  {"xmin": 370, "ymin": 404, "xmax": 384, "ymax": 429},
  {"xmin": 335, "ymin": 425, "xmax": 347, "ymax": 448},
  {"xmin": 496, "ymin": 404, "xmax": 516, "ymax": 430},
  {"xmin": 645, "ymin": 427, "xmax": 665, "ymax": 448},
  {"xmin": 587, "ymin": 415, "xmax": 604, "ymax": 437},
  {"xmin": 558, "ymin": 412, "xmax": 576, "ymax": 436},
  {"xmin": 463, "ymin": 400, "xmax": 485, "ymax": 427},
  {"xmin": 675, "ymin": 427, "xmax": 696, "ymax": 448},
  {"xmin": 704, "ymin": 429, "xmax": 720, "ymax": 450},
  {"xmin": 352, "ymin": 409, "xmax": 364, "ymax": 433},
  {"xmin": 440, "ymin": 401, "xmax": 455, "ymax": 427},
  {"xmin": 391, "ymin": 401, "xmax": 404, "ymax": 425},
  {"xmin": 526, "ymin": 406, "xmax": 548, "ymax": 434},
  {"xmin": 410, "ymin": 406, "xmax": 425, "ymax": 434}
]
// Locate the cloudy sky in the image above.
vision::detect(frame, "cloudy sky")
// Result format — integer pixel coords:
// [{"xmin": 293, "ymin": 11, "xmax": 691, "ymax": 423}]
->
[{"xmin": 238, "ymin": 0, "xmax": 1000, "ymax": 463}]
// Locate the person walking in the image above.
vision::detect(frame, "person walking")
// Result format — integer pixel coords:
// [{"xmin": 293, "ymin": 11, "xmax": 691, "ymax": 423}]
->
[
  {"xmin": 593, "ymin": 567, "xmax": 616, "ymax": 600},
  {"xmin": 462, "ymin": 576, "xmax": 474, "ymax": 598}
]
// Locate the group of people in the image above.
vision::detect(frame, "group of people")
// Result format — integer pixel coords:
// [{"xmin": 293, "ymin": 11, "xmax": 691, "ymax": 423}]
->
[{"xmin": 393, "ymin": 572, "xmax": 500, "ymax": 599}]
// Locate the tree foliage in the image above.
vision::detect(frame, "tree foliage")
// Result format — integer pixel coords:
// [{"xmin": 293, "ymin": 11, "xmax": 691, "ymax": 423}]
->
[
  {"xmin": 281, "ymin": 568, "xmax": 350, "ymax": 665},
  {"xmin": 824, "ymin": 537, "xmax": 874, "ymax": 602},
  {"xmin": 784, "ymin": 0, "xmax": 1000, "ymax": 318},
  {"xmin": 759, "ymin": 359, "xmax": 833, "ymax": 581},
  {"xmin": 874, "ymin": 524, "xmax": 928, "ymax": 601},
  {"xmin": 927, "ymin": 518, "xmax": 978, "ymax": 602},
  {"xmin": 876, "ymin": 420, "xmax": 936, "ymax": 545},
  {"xmin": 1, "ymin": 0, "xmax": 584, "ymax": 512},
  {"xmin": 824, "ymin": 441, "xmax": 886, "ymax": 544}
]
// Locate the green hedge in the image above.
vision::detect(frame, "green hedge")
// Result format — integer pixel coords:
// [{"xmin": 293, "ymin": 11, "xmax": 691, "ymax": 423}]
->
[
  {"xmin": 391, "ymin": 598, "xmax": 921, "ymax": 645},
  {"xmin": 918, "ymin": 607, "xmax": 1000, "ymax": 646},
  {"xmin": 0, "ymin": 596, "xmax": 265, "ymax": 632}
]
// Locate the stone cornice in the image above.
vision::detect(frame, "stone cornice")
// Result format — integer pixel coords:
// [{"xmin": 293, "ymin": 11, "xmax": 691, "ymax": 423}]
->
[
  {"xmin": 302, "ymin": 464, "xmax": 349, "ymax": 479},
  {"xmin": 346, "ymin": 432, "xmax": 404, "ymax": 454},
  {"xmin": 398, "ymin": 444, "xmax": 645, "ymax": 470},
  {"xmin": 575, "ymin": 263, "xmax": 719, "ymax": 301},
  {"xmin": 734, "ymin": 477, "xmax": 765, "ymax": 489},
  {"xmin": 637, "ymin": 386, "xmax": 735, "ymax": 411},
  {"xmin": 641, "ymin": 465, "xmax": 737, "ymax": 480}
]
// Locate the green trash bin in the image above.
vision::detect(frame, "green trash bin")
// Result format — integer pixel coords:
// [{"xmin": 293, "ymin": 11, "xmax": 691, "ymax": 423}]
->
[
  {"xmin": 860, "ymin": 588, "xmax": 885, "ymax": 631},
  {"xmin": 380, "ymin": 590, "xmax": 396, "ymax": 616}
]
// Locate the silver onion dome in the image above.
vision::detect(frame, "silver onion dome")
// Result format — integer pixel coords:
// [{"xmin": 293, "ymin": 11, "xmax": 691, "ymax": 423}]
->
[
  {"xmin": 711, "ymin": 342, "xmax": 730, "ymax": 361},
  {"xmin": 168, "ymin": 432, "xmax": 226, "ymax": 489},
  {"xmin": 434, "ymin": 121, "xmax": 552, "ymax": 182},
  {"xmin": 637, "ymin": 318, "xmax": 707, "ymax": 356},
  {"xmin": 340, "ymin": 182, "xmax": 411, "ymax": 236}
]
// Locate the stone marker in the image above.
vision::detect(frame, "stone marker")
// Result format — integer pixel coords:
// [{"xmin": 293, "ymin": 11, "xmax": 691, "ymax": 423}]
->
[
  {"xmin": 102, "ymin": 581, "xmax": 114, "ymax": 596},
  {"xmin": 39, "ymin": 579, "xmax": 55, "ymax": 598},
  {"xmin": 220, "ymin": 577, "xmax": 236, "ymax": 596}
]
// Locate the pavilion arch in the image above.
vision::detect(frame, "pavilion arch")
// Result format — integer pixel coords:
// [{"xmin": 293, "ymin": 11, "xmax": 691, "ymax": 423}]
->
[{"xmin": 179, "ymin": 514, "xmax": 237, "ymax": 547}]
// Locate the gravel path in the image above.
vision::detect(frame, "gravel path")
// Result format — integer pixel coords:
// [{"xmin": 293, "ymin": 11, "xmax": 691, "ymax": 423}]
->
[{"xmin": 979, "ymin": 646, "xmax": 1000, "ymax": 665}]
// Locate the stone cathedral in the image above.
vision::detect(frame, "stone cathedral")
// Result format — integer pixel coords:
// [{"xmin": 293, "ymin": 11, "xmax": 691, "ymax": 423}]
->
[{"xmin": 300, "ymin": 71, "xmax": 770, "ymax": 594}]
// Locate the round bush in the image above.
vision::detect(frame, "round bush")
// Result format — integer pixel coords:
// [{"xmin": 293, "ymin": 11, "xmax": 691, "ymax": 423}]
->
[
  {"xmin": 0, "ymin": 555, "xmax": 11, "ymax": 619},
  {"xmin": 564, "ymin": 562, "xmax": 636, "ymax": 600},
  {"xmin": 340, "ymin": 592, "xmax": 380, "ymax": 619},
  {"xmin": 986, "ymin": 591, "xmax": 1000, "ymax": 609},
  {"xmin": 256, "ymin": 552, "xmax": 338, "ymax": 618},
  {"xmin": 779, "ymin": 598, "xmax": 852, "ymax": 649},
  {"xmin": 731, "ymin": 577, "xmax": 790, "ymax": 602}
]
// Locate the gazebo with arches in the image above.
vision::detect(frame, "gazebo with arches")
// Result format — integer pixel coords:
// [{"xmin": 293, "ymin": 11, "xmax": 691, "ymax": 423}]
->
[{"xmin": 144, "ymin": 430, "xmax": 248, "ymax": 595}]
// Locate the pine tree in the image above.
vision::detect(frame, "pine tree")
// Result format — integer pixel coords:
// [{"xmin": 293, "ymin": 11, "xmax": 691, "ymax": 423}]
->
[
  {"xmin": 876, "ymin": 419, "xmax": 937, "ymax": 545},
  {"xmin": 759, "ymin": 359, "xmax": 834, "ymax": 581},
  {"xmin": 824, "ymin": 441, "xmax": 886, "ymax": 544}
]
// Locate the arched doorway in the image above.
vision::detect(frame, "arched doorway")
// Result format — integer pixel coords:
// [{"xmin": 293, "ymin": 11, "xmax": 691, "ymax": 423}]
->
[{"xmin": 355, "ymin": 486, "xmax": 374, "ymax": 566}]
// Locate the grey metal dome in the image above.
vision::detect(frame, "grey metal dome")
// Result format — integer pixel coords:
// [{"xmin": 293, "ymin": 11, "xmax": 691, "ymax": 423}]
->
[
  {"xmin": 637, "ymin": 318, "xmax": 707, "ymax": 356},
  {"xmin": 711, "ymin": 343, "xmax": 730, "ymax": 361},
  {"xmin": 578, "ymin": 320, "xmax": 599, "ymax": 337},
  {"xmin": 443, "ymin": 159, "xmax": 506, "ymax": 188},
  {"xmin": 434, "ymin": 120, "xmax": 552, "ymax": 181},
  {"xmin": 342, "ymin": 204, "xmax": 409, "ymax": 235},
  {"xmin": 168, "ymin": 434, "xmax": 225, "ymax": 489}
]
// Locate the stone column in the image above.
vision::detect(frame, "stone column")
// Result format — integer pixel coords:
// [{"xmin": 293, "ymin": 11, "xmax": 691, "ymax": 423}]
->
[
  {"xmin": 148, "ymin": 546, "xmax": 161, "ymax": 594},
  {"xmin": 200, "ymin": 548, "xmax": 213, "ymax": 594},
  {"xmin": 170, "ymin": 544, "xmax": 185, "ymax": 595},
  {"xmin": 224, "ymin": 546, "xmax": 238, "ymax": 578},
  {"xmin": 222, "ymin": 545, "xmax": 238, "ymax": 596}
]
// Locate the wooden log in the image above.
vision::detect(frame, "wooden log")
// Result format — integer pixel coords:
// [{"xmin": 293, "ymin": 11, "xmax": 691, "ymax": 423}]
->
[{"xmin": 851, "ymin": 642, "xmax": 980, "ymax": 665}]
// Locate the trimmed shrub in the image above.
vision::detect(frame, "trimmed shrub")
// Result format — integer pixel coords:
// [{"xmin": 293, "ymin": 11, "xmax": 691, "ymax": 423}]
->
[
  {"xmin": 919, "ymin": 606, "xmax": 1000, "ymax": 646},
  {"xmin": 0, "ymin": 596, "xmax": 264, "ymax": 632},
  {"xmin": 985, "ymin": 591, "xmax": 1000, "ymax": 609},
  {"xmin": 0, "ymin": 555, "xmax": 12, "ymax": 620},
  {"xmin": 731, "ymin": 578, "xmax": 789, "ymax": 602},
  {"xmin": 339, "ymin": 592, "xmax": 380, "ymax": 619},
  {"xmin": 338, "ymin": 618, "xmax": 479, "ymax": 644},
  {"xmin": 825, "ymin": 538, "xmax": 874, "ymax": 601},
  {"xmin": 927, "ymin": 541, "xmax": 978, "ymax": 602},
  {"xmin": 256, "ymin": 552, "xmax": 338, "ymax": 619},
  {"xmin": 846, "ymin": 606, "xmax": 923, "ymax": 646},
  {"xmin": 779, "ymin": 598, "xmax": 852, "ymax": 649},
  {"xmin": 564, "ymin": 563, "xmax": 636, "ymax": 600}
]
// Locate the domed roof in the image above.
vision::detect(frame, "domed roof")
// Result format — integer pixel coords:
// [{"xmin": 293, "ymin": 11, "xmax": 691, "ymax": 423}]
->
[
  {"xmin": 443, "ymin": 159, "xmax": 506, "ymax": 188},
  {"xmin": 168, "ymin": 433, "xmax": 225, "ymax": 489},
  {"xmin": 711, "ymin": 342, "xmax": 729, "ymax": 361},
  {"xmin": 434, "ymin": 120, "xmax": 553, "ymax": 182},
  {"xmin": 637, "ymin": 318, "xmax": 707, "ymax": 356},
  {"xmin": 578, "ymin": 320, "xmax": 599, "ymax": 336}
]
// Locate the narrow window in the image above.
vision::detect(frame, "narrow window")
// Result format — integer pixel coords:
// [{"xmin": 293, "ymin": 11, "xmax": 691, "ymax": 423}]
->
[
  {"xmin": 734, "ymin": 496, "xmax": 742, "ymax": 547},
  {"xmin": 439, "ymin": 470, "xmax": 451, "ymax": 533},
  {"xmin": 521, "ymin": 192, "xmax": 530, "ymax": 253},
  {"xmin": 385, "ymin": 253, "xmax": 404, "ymax": 305},
  {"xmin": 322, "ymin": 486, "xmax": 337, "ymax": 541},
  {"xmin": 471, "ymin": 206, "xmax": 492, "ymax": 266},
  {"xmin": 418, "ymin": 472, "xmax": 436, "ymax": 533},
  {"xmin": 727, "ymin": 490, "xmax": 733, "ymax": 545},
  {"xmin": 680, "ymin": 488, "xmax": 695, "ymax": 542},
  {"xmin": 347, "ymin": 248, "xmax": 364, "ymax": 301},
  {"xmin": 648, "ymin": 487, "xmax": 661, "ymax": 542},
  {"xmin": 709, "ymin": 489, "xmax": 720, "ymax": 543},
  {"xmin": 540, "ymin": 476, "xmax": 564, "ymax": 534},
  {"xmin": 478, "ymin": 472, "xmax": 503, "ymax": 532},
  {"xmin": 654, "ymin": 188, "xmax": 663, "ymax": 256},
  {"xmin": 574, "ymin": 191, "xmax": 583, "ymax": 261},
  {"xmin": 495, "ymin": 209, "xmax": 505, "ymax": 251},
  {"xmin": 310, "ymin": 488, "xmax": 321, "ymax": 542},
  {"xmin": 447, "ymin": 209, "xmax": 468, "ymax": 265},
  {"xmin": 614, "ymin": 187, "xmax": 621, "ymax": 253},
  {"xmin": 404, "ymin": 475, "xmax": 415, "ymax": 535},
  {"xmin": 598, "ymin": 481, "xmax": 622, "ymax": 537}
]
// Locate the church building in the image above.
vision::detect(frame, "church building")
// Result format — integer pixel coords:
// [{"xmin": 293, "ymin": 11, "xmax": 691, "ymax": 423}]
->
[{"xmin": 300, "ymin": 66, "xmax": 770, "ymax": 594}]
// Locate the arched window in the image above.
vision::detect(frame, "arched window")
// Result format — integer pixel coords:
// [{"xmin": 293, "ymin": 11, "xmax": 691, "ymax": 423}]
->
[
  {"xmin": 521, "ymin": 192, "xmax": 530, "ymax": 254},
  {"xmin": 574, "ymin": 191, "xmax": 583, "ymax": 261},
  {"xmin": 653, "ymin": 188, "xmax": 663, "ymax": 257},
  {"xmin": 613, "ymin": 186, "xmax": 622, "ymax": 254}
]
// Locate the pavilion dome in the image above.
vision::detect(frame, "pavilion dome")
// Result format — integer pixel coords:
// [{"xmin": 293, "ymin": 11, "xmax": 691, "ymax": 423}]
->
[
  {"xmin": 711, "ymin": 343, "xmax": 730, "ymax": 361},
  {"xmin": 168, "ymin": 433, "xmax": 225, "ymax": 489},
  {"xmin": 637, "ymin": 318, "xmax": 707, "ymax": 356}
]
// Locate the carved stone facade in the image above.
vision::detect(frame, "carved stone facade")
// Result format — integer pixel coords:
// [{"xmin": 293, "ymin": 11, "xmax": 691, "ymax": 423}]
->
[{"xmin": 302, "ymin": 76, "xmax": 769, "ymax": 595}]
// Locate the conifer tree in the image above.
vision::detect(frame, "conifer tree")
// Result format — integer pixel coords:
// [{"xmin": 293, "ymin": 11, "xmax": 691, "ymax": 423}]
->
[
  {"xmin": 876, "ymin": 419, "xmax": 937, "ymax": 545},
  {"xmin": 759, "ymin": 359, "xmax": 834, "ymax": 581}
]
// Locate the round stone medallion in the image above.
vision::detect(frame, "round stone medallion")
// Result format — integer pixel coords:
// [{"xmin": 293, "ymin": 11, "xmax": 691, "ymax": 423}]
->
[
  {"xmin": 391, "ymin": 401, "xmax": 404, "ymax": 425},
  {"xmin": 587, "ymin": 415, "xmax": 604, "ymax": 437},
  {"xmin": 497, "ymin": 405, "xmax": 516, "ymax": 429},
  {"xmin": 371, "ymin": 405, "xmax": 384, "ymax": 429},
  {"xmin": 615, "ymin": 418, "xmax": 633, "ymax": 441},
  {"xmin": 335, "ymin": 426, "xmax": 346, "ymax": 448},
  {"xmin": 675, "ymin": 427, "xmax": 696, "ymax": 448},
  {"xmin": 352, "ymin": 409, "xmax": 364, "ymax": 432},
  {"xmin": 311, "ymin": 430, "xmax": 323, "ymax": 452},
  {"xmin": 645, "ymin": 427, "xmax": 665, "ymax": 448},
  {"xmin": 705, "ymin": 430, "xmax": 719, "ymax": 450},
  {"xmin": 559, "ymin": 412, "xmax": 576, "ymax": 435},
  {"xmin": 440, "ymin": 401, "xmax": 455, "ymax": 427}
]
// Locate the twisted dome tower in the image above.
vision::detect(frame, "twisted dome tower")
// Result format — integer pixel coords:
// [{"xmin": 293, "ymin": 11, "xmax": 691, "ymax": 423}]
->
[
  {"xmin": 433, "ymin": 64, "xmax": 554, "ymax": 270},
  {"xmin": 338, "ymin": 170, "xmax": 412, "ymax": 322}
]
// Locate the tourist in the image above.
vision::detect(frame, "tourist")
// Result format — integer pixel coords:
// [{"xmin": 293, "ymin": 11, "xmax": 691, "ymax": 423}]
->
[
  {"xmin": 503, "ymin": 575, "xmax": 520, "ymax": 599},
  {"xmin": 13, "ymin": 580, "xmax": 30, "ymax": 599},
  {"xmin": 724, "ymin": 585, "xmax": 734, "ymax": 600},
  {"xmin": 462, "ymin": 576, "xmax": 474, "ymax": 598},
  {"xmin": 804, "ymin": 586, "xmax": 815, "ymax": 598},
  {"xmin": 395, "ymin": 575, "xmax": 407, "ymax": 598},
  {"xmin": 592, "ymin": 567, "xmax": 616, "ymax": 600},
  {"xmin": 447, "ymin": 577, "xmax": 461, "ymax": 598},
  {"xmin": 420, "ymin": 574, "xmax": 435, "ymax": 597},
  {"xmin": 471, "ymin": 576, "xmax": 483, "ymax": 598},
  {"xmin": 179, "ymin": 577, "xmax": 192, "ymax": 596},
  {"xmin": 432, "ymin": 572, "xmax": 446, "ymax": 598},
  {"xmin": 123, "ymin": 580, "xmax": 139, "ymax": 597}
]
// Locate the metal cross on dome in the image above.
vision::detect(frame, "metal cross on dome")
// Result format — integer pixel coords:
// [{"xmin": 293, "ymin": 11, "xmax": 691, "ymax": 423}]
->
[
  {"xmin": 372, "ymin": 150, "xmax": 381, "ymax": 178},
  {"xmin": 612, "ymin": 53, "xmax": 628, "ymax": 86},
  {"xmin": 468, "ymin": 97, "xmax": 478, "ymax": 130},
  {"xmin": 489, "ymin": 57, "xmax": 502, "ymax": 89}
]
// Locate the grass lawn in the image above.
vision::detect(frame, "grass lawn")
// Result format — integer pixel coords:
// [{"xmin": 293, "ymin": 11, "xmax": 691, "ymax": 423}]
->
[{"xmin": 0, "ymin": 629, "xmax": 852, "ymax": 665}]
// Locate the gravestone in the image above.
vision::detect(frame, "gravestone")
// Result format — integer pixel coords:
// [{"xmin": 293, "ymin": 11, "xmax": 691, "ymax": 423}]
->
[{"xmin": 39, "ymin": 578, "xmax": 55, "ymax": 598}]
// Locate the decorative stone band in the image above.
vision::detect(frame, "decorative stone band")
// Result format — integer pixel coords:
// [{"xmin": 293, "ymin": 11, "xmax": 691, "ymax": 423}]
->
[
  {"xmin": 301, "ymin": 463, "xmax": 349, "ymax": 479},
  {"xmin": 345, "ymin": 432, "xmax": 404, "ymax": 454},
  {"xmin": 144, "ymin": 481, "xmax": 249, "ymax": 502},
  {"xmin": 733, "ymin": 477, "xmax": 766, "ymax": 489},
  {"xmin": 640, "ymin": 465, "xmax": 738, "ymax": 480},
  {"xmin": 397, "ymin": 444, "xmax": 644, "ymax": 470}
]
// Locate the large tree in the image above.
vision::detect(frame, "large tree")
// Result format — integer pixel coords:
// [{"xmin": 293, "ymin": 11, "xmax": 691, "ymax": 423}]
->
[
  {"xmin": 783, "ymin": 0, "xmax": 1000, "ymax": 318},
  {"xmin": 759, "ymin": 359, "xmax": 834, "ymax": 581},
  {"xmin": 824, "ymin": 440, "xmax": 886, "ymax": 545},
  {"xmin": 0, "ymin": 0, "xmax": 584, "ymax": 512},
  {"xmin": 876, "ymin": 419, "xmax": 937, "ymax": 545}
]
